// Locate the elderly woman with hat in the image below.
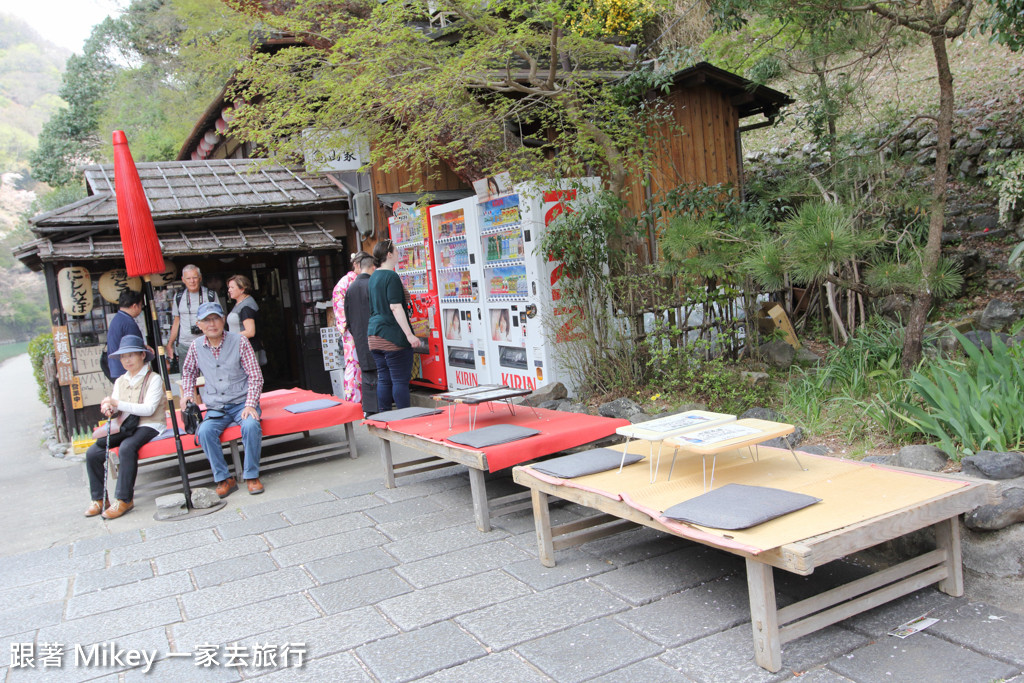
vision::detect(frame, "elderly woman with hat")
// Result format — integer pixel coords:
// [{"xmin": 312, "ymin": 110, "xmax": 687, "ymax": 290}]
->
[{"xmin": 84, "ymin": 335, "xmax": 167, "ymax": 520}]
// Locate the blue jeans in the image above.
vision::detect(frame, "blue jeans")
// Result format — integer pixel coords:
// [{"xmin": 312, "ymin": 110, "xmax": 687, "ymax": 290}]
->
[
  {"xmin": 196, "ymin": 403, "xmax": 262, "ymax": 481},
  {"xmin": 372, "ymin": 347, "xmax": 414, "ymax": 410}
]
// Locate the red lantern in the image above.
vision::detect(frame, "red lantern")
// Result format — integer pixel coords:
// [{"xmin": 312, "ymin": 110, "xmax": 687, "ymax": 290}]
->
[{"xmin": 112, "ymin": 131, "xmax": 165, "ymax": 277}]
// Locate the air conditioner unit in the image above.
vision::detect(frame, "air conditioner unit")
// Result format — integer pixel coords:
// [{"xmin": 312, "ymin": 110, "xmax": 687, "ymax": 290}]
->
[{"xmin": 353, "ymin": 191, "xmax": 374, "ymax": 237}]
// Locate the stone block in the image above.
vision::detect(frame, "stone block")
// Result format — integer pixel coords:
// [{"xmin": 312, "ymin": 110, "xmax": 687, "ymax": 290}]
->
[
  {"xmin": 280, "ymin": 496, "xmax": 382, "ymax": 525},
  {"xmin": 190, "ymin": 551, "xmax": 278, "ymax": 589},
  {"xmin": 380, "ymin": 569, "xmax": 531, "ymax": 630},
  {"xmin": 265, "ymin": 513, "xmax": 373, "ymax": 548},
  {"xmin": 591, "ymin": 546, "xmax": 741, "ymax": 606},
  {"xmin": 181, "ymin": 566, "xmax": 312, "ymax": 619},
  {"xmin": 417, "ymin": 651, "xmax": 551, "ymax": 682},
  {"xmin": 305, "ymin": 546, "xmax": 399, "ymax": 584},
  {"xmin": 66, "ymin": 571, "xmax": 194, "ymax": 620},
  {"xmin": 74, "ymin": 562, "xmax": 154, "ymax": 596},
  {"xmin": 383, "ymin": 522, "xmax": 507, "ymax": 563},
  {"xmin": 215, "ymin": 513, "xmax": 290, "ymax": 540},
  {"xmin": 396, "ymin": 539, "xmax": 530, "ymax": 589},
  {"xmin": 270, "ymin": 527, "xmax": 388, "ymax": 567},
  {"xmin": 517, "ymin": 618, "xmax": 662, "ymax": 682},
  {"xmin": 828, "ymin": 632, "xmax": 1017, "ymax": 683},
  {"xmin": 172, "ymin": 594, "xmax": 319, "ymax": 653},
  {"xmin": 308, "ymin": 569, "xmax": 413, "ymax": 615},
  {"xmin": 356, "ymin": 621, "xmax": 485, "ymax": 682},
  {"xmin": 153, "ymin": 535, "xmax": 269, "ymax": 575},
  {"xmin": 962, "ymin": 451, "xmax": 1024, "ymax": 480}
]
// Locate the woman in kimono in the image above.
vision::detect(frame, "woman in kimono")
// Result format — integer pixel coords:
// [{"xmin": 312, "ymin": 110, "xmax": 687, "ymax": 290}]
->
[{"xmin": 332, "ymin": 252, "xmax": 371, "ymax": 402}]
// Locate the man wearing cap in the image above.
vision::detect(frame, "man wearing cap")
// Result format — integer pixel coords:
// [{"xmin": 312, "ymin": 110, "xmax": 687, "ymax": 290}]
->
[
  {"xmin": 180, "ymin": 301, "xmax": 265, "ymax": 496},
  {"xmin": 84, "ymin": 335, "xmax": 167, "ymax": 519}
]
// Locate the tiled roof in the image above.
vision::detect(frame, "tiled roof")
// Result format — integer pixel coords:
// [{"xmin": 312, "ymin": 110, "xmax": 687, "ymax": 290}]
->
[{"xmin": 31, "ymin": 160, "xmax": 347, "ymax": 228}]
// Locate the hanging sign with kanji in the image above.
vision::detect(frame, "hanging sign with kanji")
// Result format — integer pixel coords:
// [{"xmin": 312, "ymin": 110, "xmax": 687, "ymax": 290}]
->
[
  {"xmin": 52, "ymin": 326, "xmax": 74, "ymax": 386},
  {"xmin": 69, "ymin": 377, "xmax": 84, "ymax": 409},
  {"xmin": 98, "ymin": 269, "xmax": 142, "ymax": 303},
  {"xmin": 57, "ymin": 266, "xmax": 93, "ymax": 316}
]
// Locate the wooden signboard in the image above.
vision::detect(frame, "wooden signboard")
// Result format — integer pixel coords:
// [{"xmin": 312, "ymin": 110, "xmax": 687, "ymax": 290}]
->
[
  {"xmin": 52, "ymin": 326, "xmax": 74, "ymax": 386},
  {"xmin": 76, "ymin": 372, "xmax": 110, "ymax": 407},
  {"xmin": 98, "ymin": 269, "xmax": 142, "ymax": 303},
  {"xmin": 57, "ymin": 266, "xmax": 92, "ymax": 316},
  {"xmin": 69, "ymin": 377, "xmax": 84, "ymax": 409},
  {"xmin": 758, "ymin": 303, "xmax": 801, "ymax": 349}
]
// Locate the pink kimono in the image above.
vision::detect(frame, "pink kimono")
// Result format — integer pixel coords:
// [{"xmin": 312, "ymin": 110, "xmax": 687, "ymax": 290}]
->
[{"xmin": 332, "ymin": 271, "xmax": 361, "ymax": 403}]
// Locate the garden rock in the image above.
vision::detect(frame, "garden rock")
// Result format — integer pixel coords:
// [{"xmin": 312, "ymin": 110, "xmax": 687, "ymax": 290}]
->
[
  {"xmin": 796, "ymin": 444, "xmax": 830, "ymax": 455},
  {"xmin": 762, "ymin": 427, "xmax": 804, "ymax": 449},
  {"xmin": 598, "ymin": 397, "xmax": 643, "ymax": 420},
  {"xmin": 979, "ymin": 299, "xmax": 1020, "ymax": 331},
  {"xmin": 893, "ymin": 444, "xmax": 949, "ymax": 471},
  {"xmin": 863, "ymin": 454, "xmax": 897, "ymax": 466},
  {"xmin": 629, "ymin": 412, "xmax": 656, "ymax": 424},
  {"xmin": 741, "ymin": 371, "xmax": 770, "ymax": 385},
  {"xmin": 539, "ymin": 399, "xmax": 568, "ymax": 411},
  {"xmin": 874, "ymin": 293, "xmax": 912, "ymax": 322},
  {"xmin": 962, "ymin": 520, "xmax": 1024, "ymax": 577},
  {"xmin": 191, "ymin": 488, "xmax": 221, "ymax": 509},
  {"xmin": 970, "ymin": 214, "xmax": 1000, "ymax": 231},
  {"xmin": 521, "ymin": 382, "xmax": 567, "ymax": 407},
  {"xmin": 154, "ymin": 493, "xmax": 189, "ymax": 520},
  {"xmin": 794, "ymin": 347, "xmax": 822, "ymax": 366},
  {"xmin": 557, "ymin": 401, "xmax": 589, "ymax": 414},
  {"xmin": 961, "ymin": 330, "xmax": 1012, "ymax": 351},
  {"xmin": 757, "ymin": 340, "xmax": 795, "ymax": 369},
  {"xmin": 739, "ymin": 407, "xmax": 780, "ymax": 421},
  {"xmin": 964, "ymin": 487, "xmax": 1024, "ymax": 531},
  {"xmin": 962, "ymin": 451, "xmax": 1024, "ymax": 480},
  {"xmin": 946, "ymin": 250, "xmax": 987, "ymax": 282}
]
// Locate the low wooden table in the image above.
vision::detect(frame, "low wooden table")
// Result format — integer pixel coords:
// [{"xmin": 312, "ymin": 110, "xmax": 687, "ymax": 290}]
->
[{"xmin": 513, "ymin": 458, "xmax": 995, "ymax": 672}]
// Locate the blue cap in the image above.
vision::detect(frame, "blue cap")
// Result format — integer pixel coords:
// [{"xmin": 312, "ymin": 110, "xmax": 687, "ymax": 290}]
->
[
  {"xmin": 109, "ymin": 334, "xmax": 155, "ymax": 363},
  {"xmin": 196, "ymin": 301, "xmax": 224, "ymax": 321}
]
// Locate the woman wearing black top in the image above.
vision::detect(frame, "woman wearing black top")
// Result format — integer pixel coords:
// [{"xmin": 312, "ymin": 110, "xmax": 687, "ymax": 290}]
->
[{"xmin": 366, "ymin": 240, "xmax": 422, "ymax": 410}]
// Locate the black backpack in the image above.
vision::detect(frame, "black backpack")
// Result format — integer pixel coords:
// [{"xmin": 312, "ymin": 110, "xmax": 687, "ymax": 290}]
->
[{"xmin": 100, "ymin": 350, "xmax": 114, "ymax": 382}]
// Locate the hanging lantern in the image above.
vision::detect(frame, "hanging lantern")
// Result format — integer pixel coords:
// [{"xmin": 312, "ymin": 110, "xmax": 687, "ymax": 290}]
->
[
  {"xmin": 98, "ymin": 269, "xmax": 142, "ymax": 303},
  {"xmin": 204, "ymin": 130, "xmax": 220, "ymax": 145},
  {"xmin": 112, "ymin": 131, "xmax": 165, "ymax": 277},
  {"xmin": 57, "ymin": 266, "xmax": 93, "ymax": 316}
]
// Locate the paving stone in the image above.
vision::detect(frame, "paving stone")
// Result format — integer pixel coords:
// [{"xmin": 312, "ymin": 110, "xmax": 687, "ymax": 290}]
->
[
  {"xmin": 215, "ymin": 513, "xmax": 290, "ymax": 540},
  {"xmin": 141, "ymin": 510, "xmax": 241, "ymax": 540},
  {"xmin": 489, "ymin": 503, "xmax": 584, "ymax": 536},
  {"xmin": 122, "ymin": 650, "xmax": 242, "ymax": 682},
  {"xmin": 662, "ymin": 623, "xmax": 868, "ymax": 683},
  {"xmin": 591, "ymin": 545, "xmax": 741, "ymax": 606},
  {"xmin": 418, "ymin": 650, "xmax": 551, "ymax": 682},
  {"xmin": 0, "ymin": 577, "xmax": 68, "ymax": 612},
  {"xmin": 270, "ymin": 527, "xmax": 389, "ymax": 567},
  {"xmin": 281, "ymin": 496, "xmax": 382, "ymax": 525},
  {"xmin": 518, "ymin": 617, "xmax": 662, "ymax": 682},
  {"xmin": 0, "ymin": 545, "xmax": 68, "ymax": 572},
  {"xmin": 66, "ymin": 571, "xmax": 194, "ymax": 619},
  {"xmin": 579, "ymin": 526, "xmax": 693, "ymax": 566},
  {"xmin": 374, "ymin": 507, "xmax": 478, "ymax": 540},
  {"xmin": 241, "ymin": 650, "xmax": 371, "ymax": 682},
  {"xmin": 363, "ymin": 495, "xmax": 446, "ymax": 524},
  {"xmin": 74, "ymin": 562, "xmax": 154, "ymax": 595},
  {"xmin": 107, "ymin": 529, "xmax": 219, "ymax": 565},
  {"xmin": 37, "ymin": 599, "xmax": 181, "ymax": 655},
  {"xmin": 0, "ymin": 554, "xmax": 107, "ymax": 589},
  {"xmin": 181, "ymin": 566, "xmax": 313, "ymax": 619},
  {"xmin": 326, "ymin": 477, "xmax": 385, "ymax": 500},
  {"xmin": 371, "ymin": 475, "xmax": 467, "ymax": 505},
  {"xmin": 263, "ymin": 513, "xmax": 374, "ymax": 548},
  {"xmin": 237, "ymin": 606, "xmax": 397, "ymax": 677},
  {"xmin": 614, "ymin": 575, "xmax": 753, "ymax": 647},
  {"xmin": 235, "ymin": 489, "xmax": 337, "ymax": 518},
  {"xmin": 928, "ymin": 602, "xmax": 1024, "ymax": 668},
  {"xmin": 154, "ymin": 535, "xmax": 269, "ymax": 574},
  {"xmin": 8, "ymin": 626, "xmax": 170, "ymax": 683},
  {"xmin": 356, "ymin": 620, "xmax": 485, "ymax": 682},
  {"xmin": 827, "ymin": 632, "xmax": 1019, "ymax": 683},
  {"xmin": 308, "ymin": 569, "xmax": 413, "ymax": 615},
  {"xmin": 383, "ymin": 523, "xmax": 508, "ymax": 563},
  {"xmin": 504, "ymin": 546, "xmax": 613, "ymax": 591},
  {"xmin": 395, "ymin": 539, "xmax": 531, "ymax": 589},
  {"xmin": 379, "ymin": 569, "xmax": 532, "ymax": 630},
  {"xmin": 841, "ymin": 588, "xmax": 964, "ymax": 637},
  {"xmin": 0, "ymin": 602, "xmax": 65, "ymax": 638},
  {"xmin": 456, "ymin": 581, "xmax": 630, "ymax": 651},
  {"xmin": 304, "ymin": 547, "xmax": 398, "ymax": 584},
  {"xmin": 585, "ymin": 657, "xmax": 692, "ymax": 683},
  {"xmin": 72, "ymin": 529, "xmax": 144, "ymax": 557},
  {"xmin": 787, "ymin": 667, "xmax": 856, "ymax": 682},
  {"xmin": 191, "ymin": 552, "xmax": 279, "ymax": 589},
  {"xmin": 172, "ymin": 594, "xmax": 319, "ymax": 653}
]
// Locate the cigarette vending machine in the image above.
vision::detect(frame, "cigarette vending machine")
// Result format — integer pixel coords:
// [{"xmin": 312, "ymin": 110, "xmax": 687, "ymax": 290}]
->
[
  {"xmin": 476, "ymin": 178, "xmax": 600, "ymax": 393},
  {"xmin": 429, "ymin": 197, "xmax": 488, "ymax": 389},
  {"xmin": 388, "ymin": 202, "xmax": 446, "ymax": 390}
]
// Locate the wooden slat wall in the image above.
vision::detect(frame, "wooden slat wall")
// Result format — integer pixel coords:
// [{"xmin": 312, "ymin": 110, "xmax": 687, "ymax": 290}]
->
[
  {"xmin": 623, "ymin": 85, "xmax": 741, "ymax": 261},
  {"xmin": 369, "ymin": 157, "xmax": 471, "ymax": 239}
]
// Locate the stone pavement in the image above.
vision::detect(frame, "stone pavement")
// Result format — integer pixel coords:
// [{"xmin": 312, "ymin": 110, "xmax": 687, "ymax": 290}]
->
[{"xmin": 3, "ymin": 432, "xmax": 1024, "ymax": 683}]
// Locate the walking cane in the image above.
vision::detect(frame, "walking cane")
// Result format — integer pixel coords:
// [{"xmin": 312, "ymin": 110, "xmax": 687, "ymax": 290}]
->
[{"xmin": 101, "ymin": 415, "xmax": 112, "ymax": 515}]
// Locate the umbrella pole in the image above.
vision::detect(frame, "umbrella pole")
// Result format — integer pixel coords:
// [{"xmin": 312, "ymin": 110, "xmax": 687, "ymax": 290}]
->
[{"xmin": 142, "ymin": 274, "xmax": 193, "ymax": 509}]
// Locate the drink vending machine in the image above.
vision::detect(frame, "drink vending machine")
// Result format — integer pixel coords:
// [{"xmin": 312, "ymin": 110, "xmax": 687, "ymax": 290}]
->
[
  {"xmin": 387, "ymin": 202, "xmax": 446, "ymax": 389},
  {"xmin": 429, "ymin": 197, "xmax": 488, "ymax": 389}
]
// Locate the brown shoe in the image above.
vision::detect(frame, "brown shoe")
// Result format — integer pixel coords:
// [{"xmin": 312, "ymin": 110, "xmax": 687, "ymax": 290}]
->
[
  {"xmin": 215, "ymin": 477, "xmax": 238, "ymax": 498},
  {"xmin": 246, "ymin": 478, "xmax": 264, "ymax": 495},
  {"xmin": 84, "ymin": 499, "xmax": 108, "ymax": 517},
  {"xmin": 101, "ymin": 500, "xmax": 134, "ymax": 520}
]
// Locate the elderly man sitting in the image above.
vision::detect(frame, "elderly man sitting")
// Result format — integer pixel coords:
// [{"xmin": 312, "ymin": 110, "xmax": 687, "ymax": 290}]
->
[{"xmin": 180, "ymin": 301, "xmax": 265, "ymax": 497}]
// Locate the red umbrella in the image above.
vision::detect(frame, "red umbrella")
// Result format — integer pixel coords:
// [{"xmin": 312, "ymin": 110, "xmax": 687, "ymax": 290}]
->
[
  {"xmin": 112, "ymin": 130, "xmax": 165, "ymax": 277},
  {"xmin": 112, "ymin": 130, "xmax": 200, "ymax": 516}
]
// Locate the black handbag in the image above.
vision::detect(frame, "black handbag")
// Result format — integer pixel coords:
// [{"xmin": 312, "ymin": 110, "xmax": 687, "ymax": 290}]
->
[{"xmin": 182, "ymin": 401, "xmax": 204, "ymax": 435}]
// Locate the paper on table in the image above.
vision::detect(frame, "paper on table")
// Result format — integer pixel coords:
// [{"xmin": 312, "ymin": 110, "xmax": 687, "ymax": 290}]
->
[
  {"xmin": 675, "ymin": 424, "xmax": 762, "ymax": 445},
  {"xmin": 634, "ymin": 413, "xmax": 717, "ymax": 434}
]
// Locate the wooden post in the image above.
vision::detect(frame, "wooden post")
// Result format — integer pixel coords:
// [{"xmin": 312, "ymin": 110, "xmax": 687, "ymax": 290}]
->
[
  {"xmin": 746, "ymin": 558, "xmax": 782, "ymax": 673},
  {"xmin": 531, "ymin": 489, "xmax": 556, "ymax": 568},
  {"xmin": 468, "ymin": 467, "xmax": 491, "ymax": 532},
  {"xmin": 380, "ymin": 439, "xmax": 396, "ymax": 489},
  {"xmin": 935, "ymin": 517, "xmax": 964, "ymax": 596}
]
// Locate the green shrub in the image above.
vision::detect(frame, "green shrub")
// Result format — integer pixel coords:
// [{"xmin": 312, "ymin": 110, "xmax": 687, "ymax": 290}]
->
[
  {"xmin": 895, "ymin": 331, "xmax": 1024, "ymax": 459},
  {"xmin": 27, "ymin": 331, "xmax": 53, "ymax": 406}
]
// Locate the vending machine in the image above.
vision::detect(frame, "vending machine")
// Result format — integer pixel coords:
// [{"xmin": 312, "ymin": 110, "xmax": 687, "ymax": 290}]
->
[
  {"xmin": 388, "ymin": 202, "xmax": 446, "ymax": 389},
  {"xmin": 429, "ymin": 197, "xmax": 488, "ymax": 389},
  {"xmin": 475, "ymin": 178, "xmax": 600, "ymax": 393}
]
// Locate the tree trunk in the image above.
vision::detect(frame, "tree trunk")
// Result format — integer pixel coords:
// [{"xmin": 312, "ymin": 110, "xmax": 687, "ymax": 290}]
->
[{"xmin": 901, "ymin": 33, "xmax": 954, "ymax": 375}]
